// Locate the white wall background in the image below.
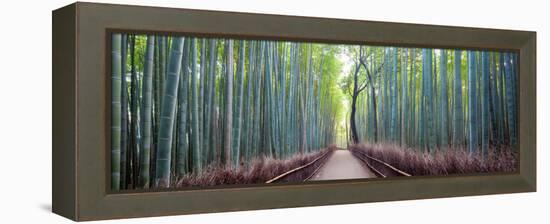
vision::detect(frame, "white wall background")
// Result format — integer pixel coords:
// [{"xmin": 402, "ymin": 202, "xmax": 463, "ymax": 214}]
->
[{"xmin": 0, "ymin": 0, "xmax": 546, "ymax": 223}]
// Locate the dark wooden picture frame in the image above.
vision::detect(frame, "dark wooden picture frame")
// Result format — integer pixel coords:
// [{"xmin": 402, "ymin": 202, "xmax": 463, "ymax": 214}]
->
[{"xmin": 53, "ymin": 2, "xmax": 536, "ymax": 221}]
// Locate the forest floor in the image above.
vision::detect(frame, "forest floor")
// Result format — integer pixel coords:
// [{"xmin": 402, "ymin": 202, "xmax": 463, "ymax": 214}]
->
[
  {"xmin": 310, "ymin": 149, "xmax": 377, "ymax": 181},
  {"xmin": 172, "ymin": 143, "xmax": 517, "ymax": 188}
]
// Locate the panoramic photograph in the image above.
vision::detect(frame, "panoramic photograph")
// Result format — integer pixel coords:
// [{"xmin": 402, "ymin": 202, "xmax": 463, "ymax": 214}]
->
[{"xmin": 110, "ymin": 33, "xmax": 518, "ymax": 191}]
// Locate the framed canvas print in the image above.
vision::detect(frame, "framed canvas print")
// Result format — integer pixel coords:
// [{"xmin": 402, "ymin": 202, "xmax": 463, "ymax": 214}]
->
[{"xmin": 52, "ymin": 2, "xmax": 536, "ymax": 221}]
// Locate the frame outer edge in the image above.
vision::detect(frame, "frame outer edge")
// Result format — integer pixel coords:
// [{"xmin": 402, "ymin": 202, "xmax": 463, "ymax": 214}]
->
[
  {"xmin": 69, "ymin": 2, "xmax": 536, "ymax": 221},
  {"xmin": 52, "ymin": 3, "xmax": 78, "ymax": 221},
  {"xmin": 520, "ymin": 32, "xmax": 536, "ymax": 190}
]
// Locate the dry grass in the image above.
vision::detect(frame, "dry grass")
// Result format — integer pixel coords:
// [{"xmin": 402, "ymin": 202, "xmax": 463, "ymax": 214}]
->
[
  {"xmin": 175, "ymin": 147, "xmax": 333, "ymax": 188},
  {"xmin": 349, "ymin": 143, "xmax": 518, "ymax": 176}
]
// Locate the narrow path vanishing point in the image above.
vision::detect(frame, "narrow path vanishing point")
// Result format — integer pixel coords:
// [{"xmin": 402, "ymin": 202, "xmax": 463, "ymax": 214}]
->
[{"xmin": 310, "ymin": 149, "xmax": 377, "ymax": 181}]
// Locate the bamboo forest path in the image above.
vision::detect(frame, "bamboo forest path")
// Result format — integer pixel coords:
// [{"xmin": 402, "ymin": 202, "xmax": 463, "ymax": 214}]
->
[{"xmin": 309, "ymin": 149, "xmax": 377, "ymax": 181}]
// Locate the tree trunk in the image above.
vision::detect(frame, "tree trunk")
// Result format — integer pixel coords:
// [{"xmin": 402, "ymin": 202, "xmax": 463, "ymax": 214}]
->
[
  {"xmin": 205, "ymin": 39, "xmax": 217, "ymax": 165},
  {"xmin": 155, "ymin": 37, "xmax": 185, "ymax": 188},
  {"xmin": 468, "ymin": 51, "xmax": 478, "ymax": 154},
  {"xmin": 504, "ymin": 53, "xmax": 517, "ymax": 146},
  {"xmin": 223, "ymin": 40, "xmax": 234, "ymax": 166},
  {"xmin": 401, "ymin": 48, "xmax": 408, "ymax": 146},
  {"xmin": 350, "ymin": 92, "xmax": 359, "ymax": 144},
  {"xmin": 119, "ymin": 34, "xmax": 128, "ymax": 189},
  {"xmin": 139, "ymin": 35, "xmax": 155, "ymax": 189},
  {"xmin": 189, "ymin": 39, "xmax": 201, "ymax": 172},
  {"xmin": 481, "ymin": 51, "xmax": 490, "ymax": 158},
  {"xmin": 349, "ymin": 62, "xmax": 362, "ymax": 144},
  {"xmin": 232, "ymin": 40, "xmax": 245, "ymax": 167},
  {"xmin": 452, "ymin": 50, "xmax": 464, "ymax": 146},
  {"xmin": 111, "ymin": 33, "xmax": 122, "ymax": 190},
  {"xmin": 423, "ymin": 49, "xmax": 435, "ymax": 152},
  {"xmin": 176, "ymin": 40, "xmax": 190, "ymax": 177},
  {"xmin": 390, "ymin": 48, "xmax": 398, "ymax": 142},
  {"xmin": 129, "ymin": 35, "xmax": 139, "ymax": 188},
  {"xmin": 370, "ymin": 86, "xmax": 378, "ymax": 142},
  {"xmin": 440, "ymin": 50, "xmax": 448, "ymax": 148}
]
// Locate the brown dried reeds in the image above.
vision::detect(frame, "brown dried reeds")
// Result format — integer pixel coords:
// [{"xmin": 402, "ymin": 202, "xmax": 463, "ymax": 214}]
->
[
  {"xmin": 175, "ymin": 147, "xmax": 334, "ymax": 188},
  {"xmin": 349, "ymin": 143, "xmax": 517, "ymax": 176}
]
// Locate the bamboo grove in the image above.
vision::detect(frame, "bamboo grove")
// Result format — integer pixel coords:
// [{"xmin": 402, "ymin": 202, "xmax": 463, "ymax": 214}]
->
[
  {"xmin": 343, "ymin": 47, "xmax": 518, "ymax": 156},
  {"xmin": 110, "ymin": 33, "xmax": 518, "ymax": 190},
  {"xmin": 110, "ymin": 34, "xmax": 345, "ymax": 190}
]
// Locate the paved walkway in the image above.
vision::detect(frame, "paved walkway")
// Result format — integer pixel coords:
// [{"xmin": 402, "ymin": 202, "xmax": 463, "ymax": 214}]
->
[{"xmin": 310, "ymin": 150, "xmax": 377, "ymax": 180}]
